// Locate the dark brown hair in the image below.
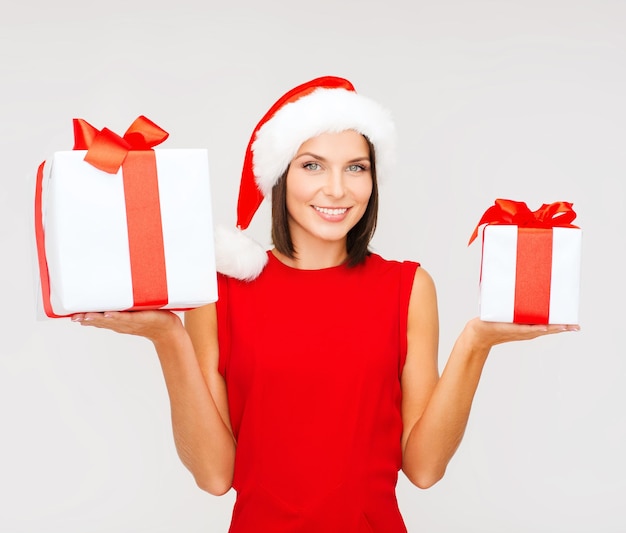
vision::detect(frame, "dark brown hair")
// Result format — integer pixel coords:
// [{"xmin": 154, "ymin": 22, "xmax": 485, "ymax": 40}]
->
[{"xmin": 271, "ymin": 137, "xmax": 378, "ymax": 267}]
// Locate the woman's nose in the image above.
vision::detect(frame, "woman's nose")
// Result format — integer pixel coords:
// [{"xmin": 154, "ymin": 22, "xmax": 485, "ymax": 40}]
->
[{"xmin": 322, "ymin": 168, "xmax": 346, "ymax": 198}]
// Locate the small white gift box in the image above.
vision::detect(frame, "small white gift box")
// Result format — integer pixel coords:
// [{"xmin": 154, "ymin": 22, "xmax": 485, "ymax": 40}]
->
[
  {"xmin": 479, "ymin": 225, "xmax": 582, "ymax": 324},
  {"xmin": 471, "ymin": 199, "xmax": 582, "ymax": 325}
]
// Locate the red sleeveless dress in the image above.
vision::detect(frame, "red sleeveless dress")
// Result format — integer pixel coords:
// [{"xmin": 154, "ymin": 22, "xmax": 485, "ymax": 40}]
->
[{"xmin": 216, "ymin": 251, "xmax": 419, "ymax": 532}]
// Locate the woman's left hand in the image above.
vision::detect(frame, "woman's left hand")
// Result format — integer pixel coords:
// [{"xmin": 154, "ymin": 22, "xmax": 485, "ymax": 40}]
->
[{"xmin": 462, "ymin": 317, "xmax": 580, "ymax": 353}]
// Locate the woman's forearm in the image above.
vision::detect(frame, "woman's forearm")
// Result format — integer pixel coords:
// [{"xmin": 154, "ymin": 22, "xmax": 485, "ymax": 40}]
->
[
  {"xmin": 153, "ymin": 324, "xmax": 236, "ymax": 495},
  {"xmin": 402, "ymin": 325, "xmax": 490, "ymax": 488},
  {"xmin": 402, "ymin": 318, "xmax": 575, "ymax": 489}
]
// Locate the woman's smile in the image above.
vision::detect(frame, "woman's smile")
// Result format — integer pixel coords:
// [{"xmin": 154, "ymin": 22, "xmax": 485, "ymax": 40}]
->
[{"xmin": 312, "ymin": 205, "xmax": 350, "ymax": 220}]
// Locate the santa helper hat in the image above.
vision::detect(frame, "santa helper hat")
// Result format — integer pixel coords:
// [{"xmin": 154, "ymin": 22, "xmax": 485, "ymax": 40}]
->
[{"xmin": 214, "ymin": 75, "xmax": 396, "ymax": 281}]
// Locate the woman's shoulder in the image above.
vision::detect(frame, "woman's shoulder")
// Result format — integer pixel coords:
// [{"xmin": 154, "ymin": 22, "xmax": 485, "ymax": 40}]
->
[
  {"xmin": 366, "ymin": 251, "xmax": 421, "ymax": 271},
  {"xmin": 361, "ymin": 253, "xmax": 423, "ymax": 295},
  {"xmin": 377, "ymin": 253, "xmax": 434, "ymax": 293}
]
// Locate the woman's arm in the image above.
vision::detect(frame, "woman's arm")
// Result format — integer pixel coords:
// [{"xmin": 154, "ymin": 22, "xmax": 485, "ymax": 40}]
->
[
  {"xmin": 400, "ymin": 268, "xmax": 578, "ymax": 489},
  {"xmin": 73, "ymin": 306, "xmax": 236, "ymax": 495}
]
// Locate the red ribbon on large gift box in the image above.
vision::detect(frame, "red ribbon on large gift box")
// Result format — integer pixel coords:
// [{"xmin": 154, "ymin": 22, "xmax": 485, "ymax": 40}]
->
[
  {"xmin": 35, "ymin": 116, "xmax": 215, "ymax": 318},
  {"xmin": 469, "ymin": 199, "xmax": 581, "ymax": 324}
]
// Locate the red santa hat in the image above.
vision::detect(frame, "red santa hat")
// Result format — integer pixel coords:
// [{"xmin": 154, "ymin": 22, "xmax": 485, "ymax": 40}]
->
[{"xmin": 215, "ymin": 75, "xmax": 396, "ymax": 280}]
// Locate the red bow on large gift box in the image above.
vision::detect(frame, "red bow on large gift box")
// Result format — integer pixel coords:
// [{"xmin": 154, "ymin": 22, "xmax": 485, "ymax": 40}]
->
[
  {"xmin": 35, "ymin": 116, "xmax": 217, "ymax": 318},
  {"xmin": 469, "ymin": 199, "xmax": 582, "ymax": 324}
]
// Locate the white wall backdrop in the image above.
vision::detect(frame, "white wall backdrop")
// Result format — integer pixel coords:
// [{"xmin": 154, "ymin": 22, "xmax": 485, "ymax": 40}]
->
[{"xmin": 2, "ymin": 1, "xmax": 625, "ymax": 531}]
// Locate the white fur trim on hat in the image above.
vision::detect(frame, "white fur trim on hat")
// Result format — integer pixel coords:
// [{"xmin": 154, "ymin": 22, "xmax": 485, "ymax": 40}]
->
[
  {"xmin": 214, "ymin": 225, "xmax": 268, "ymax": 281},
  {"xmin": 251, "ymin": 87, "xmax": 396, "ymax": 196}
]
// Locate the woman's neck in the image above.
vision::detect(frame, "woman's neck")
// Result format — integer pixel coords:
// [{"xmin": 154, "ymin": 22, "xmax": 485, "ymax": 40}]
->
[{"xmin": 272, "ymin": 238, "xmax": 348, "ymax": 270}]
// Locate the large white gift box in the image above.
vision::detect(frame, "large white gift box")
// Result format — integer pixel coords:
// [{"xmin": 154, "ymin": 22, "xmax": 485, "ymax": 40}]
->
[
  {"xmin": 35, "ymin": 116, "xmax": 217, "ymax": 318},
  {"xmin": 470, "ymin": 199, "xmax": 582, "ymax": 325}
]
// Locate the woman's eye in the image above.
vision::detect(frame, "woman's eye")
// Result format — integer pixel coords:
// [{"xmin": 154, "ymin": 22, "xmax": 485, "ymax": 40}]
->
[
  {"xmin": 304, "ymin": 162, "xmax": 321, "ymax": 171},
  {"xmin": 347, "ymin": 164, "xmax": 366, "ymax": 172}
]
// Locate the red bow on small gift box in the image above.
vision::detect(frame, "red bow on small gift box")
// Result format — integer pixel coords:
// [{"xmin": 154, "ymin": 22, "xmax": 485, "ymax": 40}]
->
[{"xmin": 468, "ymin": 198, "xmax": 579, "ymax": 245}]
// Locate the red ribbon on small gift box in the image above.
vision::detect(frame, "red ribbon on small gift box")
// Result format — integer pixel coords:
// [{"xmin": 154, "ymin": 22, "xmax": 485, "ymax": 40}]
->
[
  {"xmin": 35, "ymin": 116, "xmax": 171, "ymax": 317},
  {"xmin": 469, "ymin": 199, "xmax": 579, "ymax": 324}
]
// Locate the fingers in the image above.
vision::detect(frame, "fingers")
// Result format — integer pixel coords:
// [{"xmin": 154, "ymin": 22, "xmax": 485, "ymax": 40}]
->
[
  {"xmin": 549, "ymin": 324, "xmax": 580, "ymax": 332},
  {"xmin": 467, "ymin": 318, "xmax": 581, "ymax": 349},
  {"xmin": 69, "ymin": 310, "xmax": 180, "ymax": 341},
  {"xmin": 539, "ymin": 324, "xmax": 580, "ymax": 337},
  {"xmin": 71, "ymin": 312, "xmax": 114, "ymax": 328},
  {"xmin": 72, "ymin": 312, "xmax": 107, "ymax": 322},
  {"xmin": 518, "ymin": 323, "xmax": 580, "ymax": 334},
  {"xmin": 488, "ymin": 320, "xmax": 580, "ymax": 332},
  {"xmin": 71, "ymin": 312, "xmax": 141, "ymax": 337},
  {"xmin": 514, "ymin": 323, "xmax": 581, "ymax": 343}
]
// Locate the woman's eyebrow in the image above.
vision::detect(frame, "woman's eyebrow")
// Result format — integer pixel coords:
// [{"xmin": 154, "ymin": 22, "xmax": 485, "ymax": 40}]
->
[
  {"xmin": 293, "ymin": 152, "xmax": 327, "ymax": 161},
  {"xmin": 293, "ymin": 152, "xmax": 370, "ymax": 163}
]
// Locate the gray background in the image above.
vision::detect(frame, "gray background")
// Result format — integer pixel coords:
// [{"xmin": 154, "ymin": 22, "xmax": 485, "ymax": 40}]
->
[{"xmin": 2, "ymin": 0, "xmax": 624, "ymax": 531}]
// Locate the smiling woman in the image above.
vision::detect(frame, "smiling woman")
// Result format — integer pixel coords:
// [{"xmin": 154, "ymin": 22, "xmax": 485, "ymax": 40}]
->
[{"xmin": 72, "ymin": 76, "xmax": 578, "ymax": 533}]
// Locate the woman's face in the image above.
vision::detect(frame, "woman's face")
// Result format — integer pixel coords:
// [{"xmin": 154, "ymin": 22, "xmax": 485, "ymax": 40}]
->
[{"xmin": 285, "ymin": 130, "xmax": 373, "ymax": 250}]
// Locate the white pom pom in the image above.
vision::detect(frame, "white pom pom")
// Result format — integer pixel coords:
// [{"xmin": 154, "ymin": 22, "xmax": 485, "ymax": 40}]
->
[{"xmin": 214, "ymin": 225, "xmax": 268, "ymax": 281}]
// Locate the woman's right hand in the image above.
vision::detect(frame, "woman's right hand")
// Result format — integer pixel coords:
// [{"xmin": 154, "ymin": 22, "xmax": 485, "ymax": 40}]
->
[{"xmin": 71, "ymin": 310, "xmax": 183, "ymax": 345}]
